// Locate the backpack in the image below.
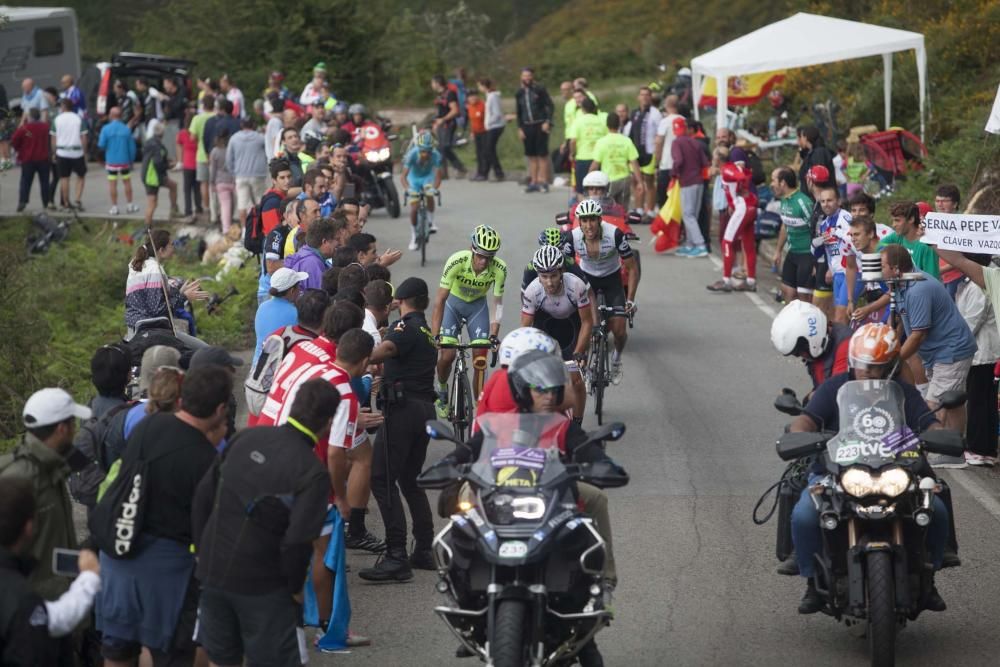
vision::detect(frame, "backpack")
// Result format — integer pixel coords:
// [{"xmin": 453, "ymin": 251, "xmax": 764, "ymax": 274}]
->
[
  {"xmin": 68, "ymin": 401, "xmax": 137, "ymax": 509},
  {"xmin": 243, "ymin": 203, "xmax": 264, "ymax": 255},
  {"xmin": 745, "ymin": 150, "xmax": 766, "ymax": 186},
  {"xmin": 244, "ymin": 326, "xmax": 316, "ymax": 415}
]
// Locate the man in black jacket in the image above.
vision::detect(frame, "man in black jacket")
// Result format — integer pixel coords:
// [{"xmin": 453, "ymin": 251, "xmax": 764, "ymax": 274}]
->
[
  {"xmin": 796, "ymin": 126, "xmax": 836, "ymax": 201},
  {"xmin": 192, "ymin": 379, "xmax": 337, "ymax": 667},
  {"xmin": 515, "ymin": 67, "xmax": 555, "ymax": 193}
]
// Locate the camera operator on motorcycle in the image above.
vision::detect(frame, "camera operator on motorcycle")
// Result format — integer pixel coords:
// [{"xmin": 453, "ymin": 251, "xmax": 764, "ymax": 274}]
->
[
  {"xmin": 786, "ymin": 323, "xmax": 949, "ymax": 615},
  {"xmin": 771, "ymin": 301, "xmax": 853, "ymax": 397},
  {"xmin": 521, "ymin": 246, "xmax": 593, "ymax": 423},
  {"xmin": 431, "ymin": 349, "xmax": 626, "ymax": 665}
]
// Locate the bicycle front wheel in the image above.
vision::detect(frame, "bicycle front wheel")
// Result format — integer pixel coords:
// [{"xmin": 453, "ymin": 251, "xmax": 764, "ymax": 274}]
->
[
  {"xmin": 417, "ymin": 206, "xmax": 428, "ymax": 267},
  {"xmin": 454, "ymin": 371, "xmax": 474, "ymax": 442},
  {"xmin": 593, "ymin": 334, "xmax": 607, "ymax": 425}
]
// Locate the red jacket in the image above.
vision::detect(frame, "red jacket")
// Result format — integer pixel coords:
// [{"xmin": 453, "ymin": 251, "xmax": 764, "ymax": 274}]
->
[{"xmin": 11, "ymin": 122, "xmax": 51, "ymax": 163}]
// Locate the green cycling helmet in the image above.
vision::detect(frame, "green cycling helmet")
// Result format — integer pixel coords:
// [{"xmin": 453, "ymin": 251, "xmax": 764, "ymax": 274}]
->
[
  {"xmin": 538, "ymin": 227, "xmax": 563, "ymax": 247},
  {"xmin": 472, "ymin": 225, "xmax": 501, "ymax": 255},
  {"xmin": 416, "ymin": 130, "xmax": 435, "ymax": 151}
]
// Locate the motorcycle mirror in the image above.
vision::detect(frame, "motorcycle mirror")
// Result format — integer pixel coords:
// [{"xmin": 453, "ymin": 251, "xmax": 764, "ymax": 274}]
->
[
  {"xmin": 921, "ymin": 429, "xmax": 965, "ymax": 459},
  {"xmin": 577, "ymin": 460, "xmax": 630, "ymax": 489},
  {"xmin": 425, "ymin": 420, "xmax": 458, "ymax": 443},
  {"xmin": 626, "ymin": 211, "xmax": 643, "ymax": 225},
  {"xmin": 416, "ymin": 461, "xmax": 462, "ymax": 490},
  {"xmin": 936, "ymin": 390, "xmax": 967, "ymax": 411},
  {"xmin": 775, "ymin": 431, "xmax": 828, "ymax": 461},
  {"xmin": 774, "ymin": 393, "xmax": 803, "ymax": 416}
]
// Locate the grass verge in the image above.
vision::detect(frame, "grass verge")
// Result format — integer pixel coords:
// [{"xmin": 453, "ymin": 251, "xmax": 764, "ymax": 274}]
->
[{"xmin": 0, "ymin": 217, "xmax": 257, "ymax": 448}]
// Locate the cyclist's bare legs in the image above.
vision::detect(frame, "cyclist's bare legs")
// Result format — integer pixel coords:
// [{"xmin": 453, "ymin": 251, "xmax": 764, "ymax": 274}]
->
[
  {"xmin": 437, "ymin": 348, "xmax": 457, "ymax": 389},
  {"xmin": 409, "ymin": 199, "xmax": 419, "ymax": 227},
  {"xmin": 610, "ymin": 316, "xmax": 628, "ymax": 356},
  {"xmin": 570, "ymin": 369, "xmax": 586, "ymax": 417}
]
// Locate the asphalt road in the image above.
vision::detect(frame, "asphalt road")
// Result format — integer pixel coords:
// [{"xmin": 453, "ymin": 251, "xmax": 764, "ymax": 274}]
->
[
  {"xmin": 304, "ymin": 179, "xmax": 1000, "ymax": 666},
  {"xmin": 7, "ymin": 166, "xmax": 997, "ymax": 666}
]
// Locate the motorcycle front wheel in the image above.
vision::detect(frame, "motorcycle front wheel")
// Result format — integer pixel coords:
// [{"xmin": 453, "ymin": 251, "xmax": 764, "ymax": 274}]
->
[
  {"xmin": 492, "ymin": 599, "xmax": 528, "ymax": 667},
  {"xmin": 866, "ymin": 550, "xmax": 896, "ymax": 667},
  {"xmin": 383, "ymin": 178, "xmax": 401, "ymax": 218}
]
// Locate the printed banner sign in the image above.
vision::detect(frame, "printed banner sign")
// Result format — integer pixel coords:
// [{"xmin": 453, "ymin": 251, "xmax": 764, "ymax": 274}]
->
[{"xmin": 920, "ymin": 212, "xmax": 1000, "ymax": 253}]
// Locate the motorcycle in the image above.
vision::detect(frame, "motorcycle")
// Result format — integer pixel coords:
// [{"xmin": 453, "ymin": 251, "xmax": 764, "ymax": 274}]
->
[
  {"xmin": 351, "ymin": 119, "xmax": 401, "ymax": 218},
  {"xmin": 417, "ymin": 413, "xmax": 629, "ymax": 667},
  {"xmin": 773, "ymin": 380, "xmax": 965, "ymax": 667}
]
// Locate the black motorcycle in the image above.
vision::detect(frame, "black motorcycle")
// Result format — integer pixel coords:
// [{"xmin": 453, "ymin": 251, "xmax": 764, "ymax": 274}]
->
[
  {"xmin": 773, "ymin": 380, "xmax": 965, "ymax": 667},
  {"xmin": 417, "ymin": 413, "xmax": 628, "ymax": 667}
]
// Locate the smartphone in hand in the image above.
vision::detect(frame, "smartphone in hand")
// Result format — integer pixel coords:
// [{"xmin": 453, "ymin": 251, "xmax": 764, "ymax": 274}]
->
[{"xmin": 52, "ymin": 548, "xmax": 81, "ymax": 577}]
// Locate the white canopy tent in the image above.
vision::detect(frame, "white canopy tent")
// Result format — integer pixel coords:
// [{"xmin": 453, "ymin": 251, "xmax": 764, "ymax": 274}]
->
[{"xmin": 692, "ymin": 13, "xmax": 927, "ymax": 140}]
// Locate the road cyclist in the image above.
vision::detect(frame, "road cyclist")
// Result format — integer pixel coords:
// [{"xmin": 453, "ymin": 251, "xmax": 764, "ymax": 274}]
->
[
  {"xmin": 400, "ymin": 130, "xmax": 443, "ymax": 252},
  {"xmin": 432, "ymin": 225, "xmax": 508, "ymax": 419}
]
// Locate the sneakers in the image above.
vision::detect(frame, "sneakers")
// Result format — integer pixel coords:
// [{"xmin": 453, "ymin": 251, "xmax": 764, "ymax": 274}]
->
[
  {"xmin": 798, "ymin": 580, "xmax": 823, "ymax": 614},
  {"xmin": 16, "ymin": 202, "xmax": 27, "ymax": 213},
  {"xmin": 775, "ymin": 553, "xmax": 799, "ymax": 576},
  {"xmin": 941, "ymin": 550, "xmax": 962, "ymax": 569},
  {"xmin": 925, "ymin": 584, "xmax": 947, "ymax": 612},
  {"xmin": 733, "ymin": 281, "xmax": 758, "ymax": 292},
  {"xmin": 409, "ymin": 548, "xmax": 436, "ymax": 571},
  {"xmin": 541, "ymin": 183, "xmax": 550, "ymax": 193},
  {"xmin": 674, "ymin": 246, "xmax": 693, "ymax": 257},
  {"xmin": 685, "ymin": 246, "xmax": 709, "ymax": 258},
  {"xmin": 525, "ymin": 183, "xmax": 540, "ymax": 193},
  {"xmin": 927, "ymin": 453, "xmax": 967, "ymax": 469},
  {"xmin": 345, "ymin": 530, "xmax": 387, "ymax": 553},
  {"xmin": 74, "ymin": 201, "xmax": 85, "ymax": 212},
  {"xmin": 109, "ymin": 205, "xmax": 120, "ymax": 216},
  {"xmin": 471, "ymin": 174, "xmax": 487, "ymax": 182},
  {"xmin": 965, "ymin": 452, "xmax": 996, "ymax": 467},
  {"xmin": 435, "ymin": 398, "xmax": 449, "ymax": 420},
  {"xmin": 358, "ymin": 550, "xmax": 414, "ymax": 583},
  {"xmin": 126, "ymin": 202, "xmax": 139, "ymax": 213},
  {"xmin": 706, "ymin": 280, "xmax": 732, "ymax": 293},
  {"xmin": 408, "ymin": 230, "xmax": 418, "ymax": 251},
  {"xmin": 610, "ymin": 357, "xmax": 623, "ymax": 385},
  {"xmin": 428, "ymin": 222, "xmax": 439, "ymax": 234}
]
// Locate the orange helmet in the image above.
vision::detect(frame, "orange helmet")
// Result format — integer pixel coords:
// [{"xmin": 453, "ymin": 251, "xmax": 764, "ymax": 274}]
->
[{"xmin": 848, "ymin": 323, "xmax": 900, "ymax": 370}]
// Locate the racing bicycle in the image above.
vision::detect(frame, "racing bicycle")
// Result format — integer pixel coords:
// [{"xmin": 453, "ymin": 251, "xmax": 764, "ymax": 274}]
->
[
  {"xmin": 585, "ymin": 293, "xmax": 634, "ymax": 425},
  {"xmin": 409, "ymin": 185, "xmax": 441, "ymax": 267},
  {"xmin": 438, "ymin": 322, "xmax": 496, "ymax": 441}
]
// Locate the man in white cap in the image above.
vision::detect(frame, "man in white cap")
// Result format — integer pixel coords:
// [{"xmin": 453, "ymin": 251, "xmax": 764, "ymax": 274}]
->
[
  {"xmin": 254, "ymin": 267, "xmax": 310, "ymax": 365},
  {"xmin": 1, "ymin": 388, "xmax": 91, "ymax": 598}
]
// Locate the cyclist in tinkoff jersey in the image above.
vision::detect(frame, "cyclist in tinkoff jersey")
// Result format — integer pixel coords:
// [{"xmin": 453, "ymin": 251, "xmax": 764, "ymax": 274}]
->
[
  {"xmin": 432, "ymin": 225, "xmax": 508, "ymax": 416},
  {"xmin": 572, "ymin": 198, "xmax": 638, "ymax": 384},
  {"xmin": 401, "ymin": 130, "xmax": 443, "ymax": 251},
  {"xmin": 521, "ymin": 245, "xmax": 593, "ymax": 422}
]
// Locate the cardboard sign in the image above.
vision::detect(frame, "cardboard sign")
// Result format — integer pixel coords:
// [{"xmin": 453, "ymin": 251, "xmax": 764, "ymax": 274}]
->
[{"xmin": 921, "ymin": 212, "xmax": 1000, "ymax": 253}]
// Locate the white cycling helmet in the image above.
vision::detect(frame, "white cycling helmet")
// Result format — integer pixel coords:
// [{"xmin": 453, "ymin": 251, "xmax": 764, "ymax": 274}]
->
[
  {"xmin": 498, "ymin": 327, "xmax": 559, "ymax": 368},
  {"xmin": 575, "ymin": 198, "xmax": 602, "ymax": 219},
  {"xmin": 532, "ymin": 246, "xmax": 564, "ymax": 273},
  {"xmin": 771, "ymin": 301, "xmax": 829, "ymax": 358},
  {"xmin": 581, "ymin": 170, "xmax": 610, "ymax": 190}
]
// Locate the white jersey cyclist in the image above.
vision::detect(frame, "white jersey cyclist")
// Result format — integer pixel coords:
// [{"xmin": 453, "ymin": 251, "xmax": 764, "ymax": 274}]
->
[
  {"xmin": 571, "ymin": 221, "xmax": 633, "ymax": 279},
  {"xmin": 522, "ymin": 272, "xmax": 591, "ymax": 321}
]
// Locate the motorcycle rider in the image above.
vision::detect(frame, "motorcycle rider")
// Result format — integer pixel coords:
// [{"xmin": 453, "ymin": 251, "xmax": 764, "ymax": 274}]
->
[
  {"xmin": 433, "ymin": 349, "xmax": 626, "ymax": 665},
  {"xmin": 787, "ymin": 323, "xmax": 949, "ymax": 614}
]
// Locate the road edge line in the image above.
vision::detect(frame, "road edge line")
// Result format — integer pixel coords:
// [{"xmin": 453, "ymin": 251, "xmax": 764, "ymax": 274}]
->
[
  {"xmin": 944, "ymin": 470, "xmax": 1000, "ymax": 525},
  {"xmin": 707, "ymin": 254, "xmax": 777, "ymax": 319}
]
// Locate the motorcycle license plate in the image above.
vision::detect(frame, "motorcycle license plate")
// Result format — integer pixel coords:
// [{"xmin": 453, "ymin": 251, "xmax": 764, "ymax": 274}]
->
[{"xmin": 498, "ymin": 540, "xmax": 528, "ymax": 559}]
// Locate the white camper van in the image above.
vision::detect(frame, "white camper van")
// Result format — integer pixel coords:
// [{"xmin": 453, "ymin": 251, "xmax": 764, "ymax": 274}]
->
[{"xmin": 0, "ymin": 6, "xmax": 81, "ymax": 107}]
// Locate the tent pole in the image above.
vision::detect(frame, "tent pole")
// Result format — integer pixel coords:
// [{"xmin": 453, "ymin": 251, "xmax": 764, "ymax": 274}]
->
[
  {"xmin": 882, "ymin": 53, "xmax": 892, "ymax": 131},
  {"xmin": 693, "ymin": 71, "xmax": 701, "ymax": 121},
  {"xmin": 916, "ymin": 45, "xmax": 927, "ymax": 142},
  {"xmin": 716, "ymin": 74, "xmax": 728, "ymax": 131}
]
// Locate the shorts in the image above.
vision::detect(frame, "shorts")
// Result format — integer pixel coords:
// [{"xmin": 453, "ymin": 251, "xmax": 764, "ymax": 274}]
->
[
  {"xmin": 197, "ymin": 586, "xmax": 304, "ymax": 667},
  {"xmin": 781, "ymin": 252, "xmax": 816, "ymax": 294},
  {"xmin": 106, "ymin": 164, "xmax": 131, "ymax": 180},
  {"xmin": 440, "ymin": 294, "xmax": 491, "ymax": 344},
  {"xmin": 406, "ymin": 175, "xmax": 434, "ymax": 198},
  {"xmin": 196, "ymin": 162, "xmax": 209, "ymax": 182},
  {"xmin": 533, "ymin": 310, "xmax": 582, "ymax": 361},
  {"xmin": 813, "ymin": 256, "xmax": 832, "ymax": 295},
  {"xmin": 608, "ymin": 177, "xmax": 631, "ymax": 206},
  {"xmin": 56, "ymin": 156, "xmax": 87, "ymax": 178},
  {"xmin": 101, "ymin": 573, "xmax": 198, "ymax": 665},
  {"xmin": 584, "ymin": 270, "xmax": 627, "ymax": 313},
  {"xmin": 832, "ymin": 272, "xmax": 863, "ymax": 307},
  {"xmin": 925, "ymin": 358, "xmax": 973, "ymax": 403},
  {"xmin": 145, "ymin": 184, "xmax": 161, "ymax": 196},
  {"xmin": 574, "ymin": 159, "xmax": 593, "ymax": 194},
  {"xmin": 522, "ymin": 123, "xmax": 549, "ymax": 157},
  {"xmin": 639, "ymin": 160, "xmax": 656, "ymax": 176}
]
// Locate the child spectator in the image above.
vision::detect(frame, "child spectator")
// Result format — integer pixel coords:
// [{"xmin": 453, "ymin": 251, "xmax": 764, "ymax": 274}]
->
[
  {"xmin": 209, "ymin": 134, "xmax": 235, "ymax": 232},
  {"xmin": 176, "ymin": 109, "xmax": 202, "ymax": 219}
]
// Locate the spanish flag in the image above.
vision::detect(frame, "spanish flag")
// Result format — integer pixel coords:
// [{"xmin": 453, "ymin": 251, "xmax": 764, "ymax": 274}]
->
[
  {"xmin": 699, "ymin": 71, "xmax": 785, "ymax": 107},
  {"xmin": 650, "ymin": 179, "xmax": 682, "ymax": 253}
]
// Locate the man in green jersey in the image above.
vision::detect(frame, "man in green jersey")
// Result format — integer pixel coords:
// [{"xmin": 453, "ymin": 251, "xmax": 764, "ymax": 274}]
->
[
  {"xmin": 878, "ymin": 201, "xmax": 940, "ymax": 279},
  {"xmin": 590, "ymin": 113, "xmax": 643, "ymax": 207},
  {"xmin": 567, "ymin": 97, "xmax": 608, "ymax": 197},
  {"xmin": 432, "ymin": 225, "xmax": 507, "ymax": 415},
  {"xmin": 772, "ymin": 167, "xmax": 817, "ymax": 303}
]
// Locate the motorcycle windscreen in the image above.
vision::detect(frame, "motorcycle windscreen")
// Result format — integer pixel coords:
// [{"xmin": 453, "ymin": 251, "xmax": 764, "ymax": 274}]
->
[
  {"xmin": 827, "ymin": 380, "xmax": 920, "ymax": 467},
  {"xmin": 471, "ymin": 412, "xmax": 571, "ymax": 489}
]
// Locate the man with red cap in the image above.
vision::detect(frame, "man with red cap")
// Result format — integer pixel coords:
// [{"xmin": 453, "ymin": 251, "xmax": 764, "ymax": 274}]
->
[
  {"xmin": 806, "ymin": 164, "xmax": 837, "ymax": 317},
  {"xmin": 707, "ymin": 163, "xmax": 758, "ymax": 292},
  {"xmin": 670, "ymin": 116, "xmax": 710, "ymax": 258}
]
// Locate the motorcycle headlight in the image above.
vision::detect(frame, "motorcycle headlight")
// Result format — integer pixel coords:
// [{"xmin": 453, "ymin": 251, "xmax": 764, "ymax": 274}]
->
[
  {"xmin": 483, "ymin": 494, "xmax": 546, "ymax": 524},
  {"xmin": 378, "ymin": 147, "xmax": 391, "ymax": 161},
  {"xmin": 841, "ymin": 468, "xmax": 876, "ymax": 497},
  {"xmin": 364, "ymin": 150, "xmax": 381, "ymax": 162},
  {"xmin": 840, "ymin": 466, "xmax": 910, "ymax": 498}
]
